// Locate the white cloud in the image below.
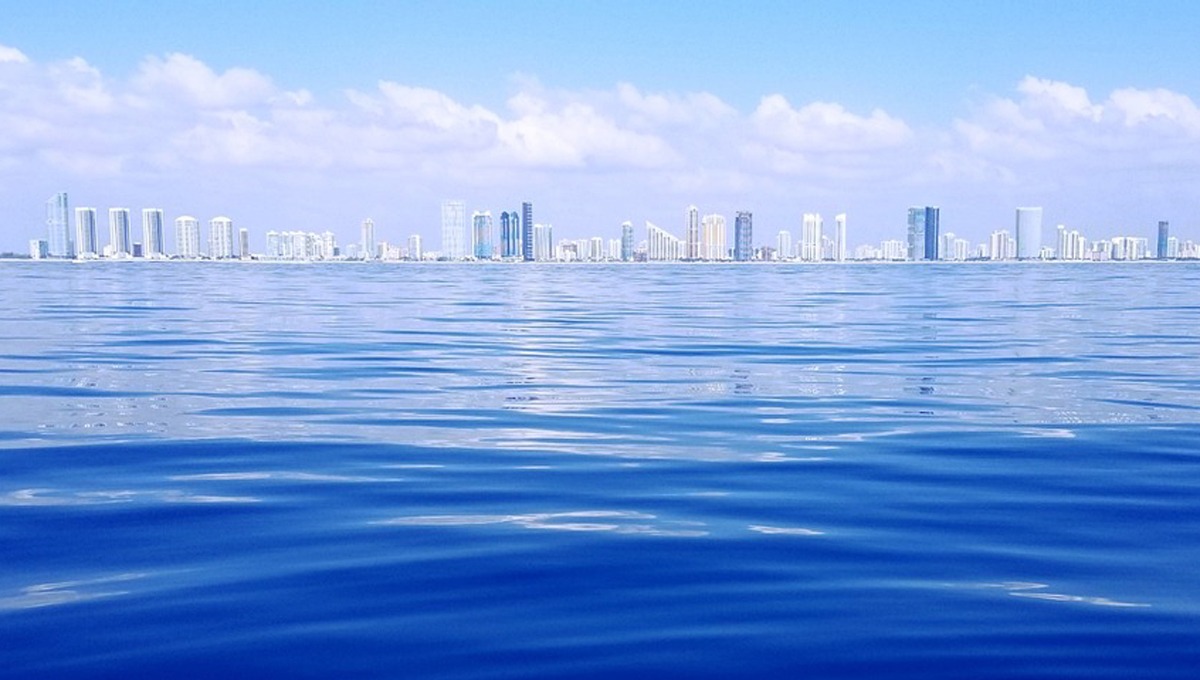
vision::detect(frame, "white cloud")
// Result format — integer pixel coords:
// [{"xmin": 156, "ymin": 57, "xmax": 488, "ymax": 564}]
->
[
  {"xmin": 133, "ymin": 53, "xmax": 276, "ymax": 108},
  {"xmin": 0, "ymin": 44, "xmax": 28, "ymax": 64},
  {"xmin": 752, "ymin": 95, "xmax": 913, "ymax": 152}
]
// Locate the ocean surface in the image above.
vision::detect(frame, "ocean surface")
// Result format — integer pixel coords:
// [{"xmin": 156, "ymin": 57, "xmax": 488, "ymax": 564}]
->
[{"xmin": 1, "ymin": 260, "xmax": 1199, "ymax": 678}]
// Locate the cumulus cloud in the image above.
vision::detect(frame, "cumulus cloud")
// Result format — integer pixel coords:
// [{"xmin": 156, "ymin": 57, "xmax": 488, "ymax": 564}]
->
[
  {"xmin": 0, "ymin": 44, "xmax": 29, "ymax": 64},
  {"xmin": 133, "ymin": 53, "xmax": 277, "ymax": 108},
  {"xmin": 752, "ymin": 95, "xmax": 913, "ymax": 152}
]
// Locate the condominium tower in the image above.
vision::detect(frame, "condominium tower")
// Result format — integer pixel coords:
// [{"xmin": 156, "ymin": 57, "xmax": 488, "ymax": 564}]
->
[
  {"xmin": 74, "ymin": 207, "xmax": 97, "ymax": 257},
  {"xmin": 46, "ymin": 192, "xmax": 73, "ymax": 258},
  {"xmin": 441, "ymin": 201, "xmax": 467, "ymax": 260},
  {"xmin": 142, "ymin": 208, "xmax": 165, "ymax": 257},
  {"xmin": 175, "ymin": 216, "xmax": 201, "ymax": 258},
  {"xmin": 108, "ymin": 208, "xmax": 131, "ymax": 256},
  {"xmin": 1015, "ymin": 207, "xmax": 1043, "ymax": 260}
]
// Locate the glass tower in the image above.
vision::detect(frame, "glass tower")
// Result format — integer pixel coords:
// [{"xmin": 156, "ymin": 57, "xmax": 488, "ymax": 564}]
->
[
  {"xmin": 1158, "ymin": 221, "xmax": 1170, "ymax": 260},
  {"xmin": 1015, "ymin": 207, "xmax": 1043, "ymax": 260},
  {"xmin": 46, "ymin": 192, "xmax": 73, "ymax": 258},
  {"xmin": 142, "ymin": 208, "xmax": 165, "ymax": 257},
  {"xmin": 734, "ymin": 211, "xmax": 753, "ymax": 261},
  {"xmin": 521, "ymin": 202, "xmax": 534, "ymax": 261},
  {"xmin": 441, "ymin": 201, "xmax": 467, "ymax": 260}
]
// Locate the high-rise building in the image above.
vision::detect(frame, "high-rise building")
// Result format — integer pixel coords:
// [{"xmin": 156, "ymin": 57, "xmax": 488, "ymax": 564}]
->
[
  {"xmin": 142, "ymin": 208, "xmax": 164, "ymax": 257},
  {"xmin": 685, "ymin": 205, "xmax": 700, "ymax": 260},
  {"xmin": 646, "ymin": 221, "xmax": 682, "ymax": 261},
  {"xmin": 621, "ymin": 221, "xmax": 634, "ymax": 261},
  {"xmin": 1158, "ymin": 221, "xmax": 1170, "ymax": 259},
  {"xmin": 801, "ymin": 213, "xmax": 823, "ymax": 262},
  {"xmin": 239, "ymin": 228, "xmax": 250, "ymax": 259},
  {"xmin": 108, "ymin": 208, "xmax": 131, "ymax": 257},
  {"xmin": 500, "ymin": 211, "xmax": 521, "ymax": 258},
  {"xmin": 175, "ymin": 216, "xmax": 201, "ymax": 258},
  {"xmin": 472, "ymin": 211, "xmax": 493, "ymax": 259},
  {"xmin": 734, "ymin": 211, "xmax": 753, "ymax": 261},
  {"xmin": 46, "ymin": 192, "xmax": 72, "ymax": 258},
  {"xmin": 74, "ymin": 207, "xmax": 97, "ymax": 257},
  {"xmin": 440, "ymin": 201, "xmax": 467, "ymax": 260},
  {"xmin": 533, "ymin": 223, "xmax": 553, "ymax": 261},
  {"xmin": 777, "ymin": 230, "xmax": 793, "ymax": 260},
  {"xmin": 923, "ymin": 207, "xmax": 940, "ymax": 260},
  {"xmin": 521, "ymin": 202, "xmax": 534, "ymax": 261},
  {"xmin": 407, "ymin": 234, "xmax": 422, "ymax": 260},
  {"xmin": 834, "ymin": 213, "xmax": 847, "ymax": 262},
  {"xmin": 701, "ymin": 213, "xmax": 726, "ymax": 260},
  {"xmin": 907, "ymin": 206, "xmax": 939, "ymax": 260},
  {"xmin": 1015, "ymin": 207, "xmax": 1043, "ymax": 260},
  {"xmin": 361, "ymin": 218, "xmax": 376, "ymax": 260},
  {"xmin": 209, "ymin": 216, "xmax": 235, "ymax": 259}
]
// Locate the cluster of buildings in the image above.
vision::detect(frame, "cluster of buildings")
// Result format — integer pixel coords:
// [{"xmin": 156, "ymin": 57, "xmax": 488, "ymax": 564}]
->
[{"xmin": 26, "ymin": 192, "xmax": 1200, "ymax": 263}]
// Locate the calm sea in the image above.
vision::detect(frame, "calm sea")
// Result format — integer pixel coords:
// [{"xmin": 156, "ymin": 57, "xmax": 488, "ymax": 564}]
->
[{"xmin": 2, "ymin": 260, "xmax": 1199, "ymax": 678}]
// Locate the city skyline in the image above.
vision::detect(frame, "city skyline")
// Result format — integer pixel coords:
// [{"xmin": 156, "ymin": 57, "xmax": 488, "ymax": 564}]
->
[
  {"xmin": 2, "ymin": 3, "xmax": 1200, "ymax": 252},
  {"xmin": 22, "ymin": 190, "xmax": 1198, "ymax": 263}
]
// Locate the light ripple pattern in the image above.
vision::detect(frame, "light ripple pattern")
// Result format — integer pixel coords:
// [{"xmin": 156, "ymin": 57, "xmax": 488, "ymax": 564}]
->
[{"xmin": 0, "ymin": 261, "xmax": 1199, "ymax": 679}]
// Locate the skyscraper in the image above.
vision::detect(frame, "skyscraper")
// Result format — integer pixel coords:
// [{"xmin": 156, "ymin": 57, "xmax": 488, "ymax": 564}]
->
[
  {"xmin": 74, "ymin": 207, "xmax": 97, "ymax": 257},
  {"xmin": 407, "ymin": 234, "xmax": 422, "ymax": 261},
  {"xmin": 1015, "ymin": 207, "xmax": 1043, "ymax": 260},
  {"xmin": 472, "ymin": 211, "xmax": 493, "ymax": 259},
  {"xmin": 361, "ymin": 218, "xmax": 376, "ymax": 260},
  {"xmin": 923, "ymin": 207, "xmax": 940, "ymax": 261},
  {"xmin": 621, "ymin": 221, "xmax": 634, "ymax": 261},
  {"xmin": 108, "ymin": 208, "xmax": 131, "ymax": 256},
  {"xmin": 45, "ymin": 192, "xmax": 72, "ymax": 258},
  {"xmin": 734, "ymin": 211, "xmax": 753, "ymax": 261},
  {"xmin": 646, "ymin": 221, "xmax": 682, "ymax": 261},
  {"xmin": 1158, "ymin": 221, "xmax": 1170, "ymax": 259},
  {"xmin": 142, "ymin": 208, "xmax": 164, "ymax": 257},
  {"xmin": 175, "ymin": 216, "xmax": 201, "ymax": 258},
  {"xmin": 701, "ymin": 213, "xmax": 726, "ymax": 260},
  {"xmin": 500, "ymin": 211, "xmax": 521, "ymax": 258},
  {"xmin": 685, "ymin": 205, "xmax": 700, "ymax": 260},
  {"xmin": 834, "ymin": 213, "xmax": 847, "ymax": 262},
  {"xmin": 801, "ymin": 213, "xmax": 823, "ymax": 262},
  {"xmin": 777, "ymin": 230, "xmax": 793, "ymax": 260},
  {"xmin": 907, "ymin": 206, "xmax": 939, "ymax": 260},
  {"xmin": 533, "ymin": 223, "xmax": 553, "ymax": 261},
  {"xmin": 239, "ymin": 228, "xmax": 250, "ymax": 259},
  {"xmin": 521, "ymin": 202, "xmax": 534, "ymax": 262},
  {"xmin": 209, "ymin": 216, "xmax": 235, "ymax": 259},
  {"xmin": 441, "ymin": 201, "xmax": 467, "ymax": 260}
]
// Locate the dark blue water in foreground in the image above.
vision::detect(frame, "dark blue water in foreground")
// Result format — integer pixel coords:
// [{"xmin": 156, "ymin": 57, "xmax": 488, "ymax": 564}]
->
[{"xmin": 2, "ymin": 261, "xmax": 1199, "ymax": 678}]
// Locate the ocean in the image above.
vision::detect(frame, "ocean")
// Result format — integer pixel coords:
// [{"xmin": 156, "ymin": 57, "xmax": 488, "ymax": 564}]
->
[{"xmin": 2, "ymin": 260, "xmax": 1198, "ymax": 678}]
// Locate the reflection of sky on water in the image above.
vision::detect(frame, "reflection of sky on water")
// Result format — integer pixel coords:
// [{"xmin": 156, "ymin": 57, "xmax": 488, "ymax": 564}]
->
[{"xmin": 3, "ymin": 261, "xmax": 1200, "ymax": 454}]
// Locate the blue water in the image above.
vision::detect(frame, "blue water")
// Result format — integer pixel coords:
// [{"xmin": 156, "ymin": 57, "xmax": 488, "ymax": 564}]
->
[{"xmin": 2, "ymin": 261, "xmax": 1199, "ymax": 678}]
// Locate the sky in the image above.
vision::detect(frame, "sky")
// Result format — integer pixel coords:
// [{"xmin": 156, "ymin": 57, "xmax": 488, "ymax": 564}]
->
[{"xmin": 3, "ymin": 0, "xmax": 1200, "ymax": 253}]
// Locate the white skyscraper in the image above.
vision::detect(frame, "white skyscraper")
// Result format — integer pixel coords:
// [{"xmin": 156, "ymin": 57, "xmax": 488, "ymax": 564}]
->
[
  {"xmin": 175, "ymin": 216, "xmax": 201, "ymax": 258},
  {"xmin": 209, "ymin": 217, "xmax": 235, "ymax": 259},
  {"xmin": 646, "ymin": 221, "xmax": 682, "ymax": 261},
  {"xmin": 46, "ymin": 192, "xmax": 73, "ymax": 258},
  {"xmin": 701, "ymin": 213, "xmax": 726, "ymax": 260},
  {"xmin": 834, "ymin": 213, "xmax": 847, "ymax": 262},
  {"xmin": 361, "ymin": 218, "xmax": 376, "ymax": 260},
  {"xmin": 74, "ymin": 207, "xmax": 97, "ymax": 257},
  {"xmin": 441, "ymin": 200, "xmax": 467, "ymax": 260},
  {"xmin": 1015, "ymin": 207, "xmax": 1043, "ymax": 260},
  {"xmin": 533, "ymin": 223, "xmax": 554, "ymax": 261},
  {"xmin": 801, "ymin": 213, "xmax": 823, "ymax": 262},
  {"xmin": 407, "ymin": 234, "xmax": 422, "ymax": 261},
  {"xmin": 142, "ymin": 208, "xmax": 165, "ymax": 257},
  {"xmin": 108, "ymin": 208, "xmax": 131, "ymax": 257},
  {"xmin": 685, "ymin": 205, "xmax": 700, "ymax": 260},
  {"xmin": 776, "ymin": 230, "xmax": 793, "ymax": 260}
]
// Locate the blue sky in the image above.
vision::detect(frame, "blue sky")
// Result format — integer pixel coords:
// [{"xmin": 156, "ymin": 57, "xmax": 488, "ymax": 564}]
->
[{"xmin": 3, "ymin": 1, "xmax": 1200, "ymax": 252}]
